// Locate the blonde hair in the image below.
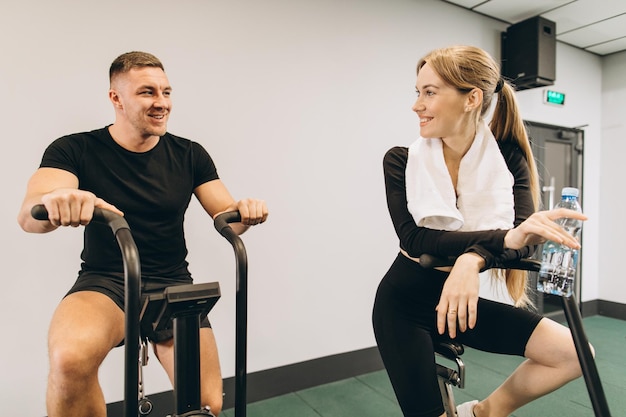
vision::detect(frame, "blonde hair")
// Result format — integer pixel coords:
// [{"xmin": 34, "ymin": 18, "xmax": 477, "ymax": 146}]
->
[{"xmin": 418, "ymin": 46, "xmax": 540, "ymax": 307}]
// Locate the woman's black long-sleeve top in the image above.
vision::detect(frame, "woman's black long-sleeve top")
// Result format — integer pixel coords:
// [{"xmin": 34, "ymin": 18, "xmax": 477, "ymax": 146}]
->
[{"xmin": 383, "ymin": 140, "xmax": 537, "ymax": 269}]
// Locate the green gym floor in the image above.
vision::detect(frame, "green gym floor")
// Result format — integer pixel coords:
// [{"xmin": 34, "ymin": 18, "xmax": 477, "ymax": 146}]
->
[{"xmin": 222, "ymin": 316, "xmax": 625, "ymax": 417}]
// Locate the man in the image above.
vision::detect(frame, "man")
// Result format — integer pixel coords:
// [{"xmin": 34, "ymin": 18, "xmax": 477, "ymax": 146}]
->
[{"xmin": 17, "ymin": 51, "xmax": 268, "ymax": 417}]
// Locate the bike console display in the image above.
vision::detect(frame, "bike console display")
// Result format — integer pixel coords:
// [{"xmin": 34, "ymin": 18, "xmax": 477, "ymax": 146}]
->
[{"xmin": 140, "ymin": 282, "xmax": 221, "ymax": 334}]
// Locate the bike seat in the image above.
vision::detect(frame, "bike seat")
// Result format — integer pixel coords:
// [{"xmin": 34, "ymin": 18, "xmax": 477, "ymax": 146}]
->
[{"xmin": 434, "ymin": 339, "xmax": 464, "ymax": 361}]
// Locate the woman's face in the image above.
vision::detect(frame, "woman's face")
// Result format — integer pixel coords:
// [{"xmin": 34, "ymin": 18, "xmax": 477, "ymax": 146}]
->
[{"xmin": 412, "ymin": 62, "xmax": 471, "ymax": 140}]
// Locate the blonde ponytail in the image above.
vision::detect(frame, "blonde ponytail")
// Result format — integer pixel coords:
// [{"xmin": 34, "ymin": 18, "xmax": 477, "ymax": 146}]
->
[{"xmin": 491, "ymin": 82, "xmax": 541, "ymax": 307}]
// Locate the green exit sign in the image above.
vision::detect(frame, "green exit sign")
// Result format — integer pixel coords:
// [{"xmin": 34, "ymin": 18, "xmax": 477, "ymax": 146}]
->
[{"xmin": 543, "ymin": 89, "xmax": 566, "ymax": 106}]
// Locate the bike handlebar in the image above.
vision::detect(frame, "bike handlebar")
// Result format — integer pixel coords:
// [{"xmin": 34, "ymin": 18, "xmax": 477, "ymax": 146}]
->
[
  {"xmin": 213, "ymin": 210, "xmax": 249, "ymax": 417},
  {"xmin": 418, "ymin": 253, "xmax": 541, "ymax": 272},
  {"xmin": 31, "ymin": 204, "xmax": 141, "ymax": 417},
  {"xmin": 214, "ymin": 210, "xmax": 243, "ymax": 234},
  {"xmin": 31, "ymin": 205, "xmax": 131, "ymax": 234}
]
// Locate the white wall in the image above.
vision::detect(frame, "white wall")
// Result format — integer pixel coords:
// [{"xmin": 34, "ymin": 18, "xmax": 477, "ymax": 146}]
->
[
  {"xmin": 599, "ymin": 50, "xmax": 626, "ymax": 303},
  {"xmin": 0, "ymin": 0, "xmax": 611, "ymax": 415}
]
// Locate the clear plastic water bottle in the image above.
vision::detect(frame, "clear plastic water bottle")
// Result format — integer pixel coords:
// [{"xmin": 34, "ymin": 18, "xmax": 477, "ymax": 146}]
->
[{"xmin": 537, "ymin": 187, "xmax": 583, "ymax": 297}]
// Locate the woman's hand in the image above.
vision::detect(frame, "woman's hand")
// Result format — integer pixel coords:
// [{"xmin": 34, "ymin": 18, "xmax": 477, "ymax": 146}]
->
[
  {"xmin": 436, "ymin": 252, "xmax": 484, "ymax": 338},
  {"xmin": 504, "ymin": 208, "xmax": 587, "ymax": 250}
]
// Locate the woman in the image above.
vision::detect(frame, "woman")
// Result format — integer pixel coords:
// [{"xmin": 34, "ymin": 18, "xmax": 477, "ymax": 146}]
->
[{"xmin": 372, "ymin": 45, "xmax": 588, "ymax": 417}]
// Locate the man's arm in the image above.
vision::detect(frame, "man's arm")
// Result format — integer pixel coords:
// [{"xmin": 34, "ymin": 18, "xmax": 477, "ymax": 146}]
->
[
  {"xmin": 194, "ymin": 179, "xmax": 268, "ymax": 235},
  {"xmin": 17, "ymin": 167, "xmax": 122, "ymax": 233}
]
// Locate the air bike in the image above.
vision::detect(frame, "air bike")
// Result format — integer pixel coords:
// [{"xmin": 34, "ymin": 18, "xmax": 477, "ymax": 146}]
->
[
  {"xmin": 31, "ymin": 206, "xmax": 250, "ymax": 417},
  {"xmin": 420, "ymin": 254, "xmax": 612, "ymax": 417}
]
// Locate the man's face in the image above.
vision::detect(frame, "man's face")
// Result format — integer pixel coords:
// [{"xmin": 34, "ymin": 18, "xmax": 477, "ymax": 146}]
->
[{"xmin": 110, "ymin": 67, "xmax": 172, "ymax": 138}]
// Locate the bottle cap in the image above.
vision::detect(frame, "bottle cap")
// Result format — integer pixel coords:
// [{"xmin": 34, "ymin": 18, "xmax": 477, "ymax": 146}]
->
[{"xmin": 562, "ymin": 187, "xmax": 579, "ymax": 198}]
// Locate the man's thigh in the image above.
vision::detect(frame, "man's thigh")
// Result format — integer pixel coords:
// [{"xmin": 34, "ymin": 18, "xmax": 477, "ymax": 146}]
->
[
  {"xmin": 154, "ymin": 327, "xmax": 223, "ymax": 392},
  {"xmin": 48, "ymin": 290, "xmax": 126, "ymax": 360}
]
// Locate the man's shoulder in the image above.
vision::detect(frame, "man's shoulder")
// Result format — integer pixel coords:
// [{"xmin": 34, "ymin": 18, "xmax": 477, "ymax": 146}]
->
[
  {"xmin": 54, "ymin": 126, "xmax": 111, "ymax": 144},
  {"xmin": 41, "ymin": 127, "xmax": 111, "ymax": 170},
  {"xmin": 162, "ymin": 131, "xmax": 195, "ymax": 145},
  {"xmin": 161, "ymin": 132, "xmax": 208, "ymax": 153}
]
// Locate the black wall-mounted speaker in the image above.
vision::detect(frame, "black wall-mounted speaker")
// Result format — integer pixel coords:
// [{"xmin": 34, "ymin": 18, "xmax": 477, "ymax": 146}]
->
[{"xmin": 501, "ymin": 16, "xmax": 556, "ymax": 91}]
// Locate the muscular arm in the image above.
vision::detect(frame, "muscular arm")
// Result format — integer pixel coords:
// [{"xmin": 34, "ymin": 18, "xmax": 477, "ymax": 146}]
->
[
  {"xmin": 18, "ymin": 168, "xmax": 81, "ymax": 233},
  {"xmin": 18, "ymin": 167, "xmax": 121, "ymax": 233},
  {"xmin": 194, "ymin": 179, "xmax": 268, "ymax": 235}
]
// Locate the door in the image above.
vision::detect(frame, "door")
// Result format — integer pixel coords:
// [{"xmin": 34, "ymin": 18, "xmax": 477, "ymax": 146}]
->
[{"xmin": 526, "ymin": 121, "xmax": 584, "ymax": 317}]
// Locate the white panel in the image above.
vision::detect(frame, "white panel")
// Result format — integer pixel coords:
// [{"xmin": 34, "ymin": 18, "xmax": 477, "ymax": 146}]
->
[
  {"xmin": 443, "ymin": 0, "xmax": 485, "ymax": 8},
  {"xmin": 586, "ymin": 36, "xmax": 626, "ymax": 55},
  {"xmin": 543, "ymin": 0, "xmax": 626, "ymax": 33},
  {"xmin": 474, "ymin": 0, "xmax": 571, "ymax": 23},
  {"xmin": 558, "ymin": 14, "xmax": 626, "ymax": 49}
]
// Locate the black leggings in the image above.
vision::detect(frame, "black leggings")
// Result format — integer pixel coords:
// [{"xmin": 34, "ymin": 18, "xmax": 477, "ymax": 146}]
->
[{"xmin": 372, "ymin": 253, "xmax": 542, "ymax": 417}]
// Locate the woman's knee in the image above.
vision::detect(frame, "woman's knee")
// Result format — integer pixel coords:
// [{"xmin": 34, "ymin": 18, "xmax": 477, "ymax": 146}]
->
[{"xmin": 526, "ymin": 318, "xmax": 583, "ymax": 375}]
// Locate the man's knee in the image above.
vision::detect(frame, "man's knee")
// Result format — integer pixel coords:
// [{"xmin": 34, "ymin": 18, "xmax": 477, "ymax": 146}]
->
[
  {"xmin": 202, "ymin": 387, "xmax": 223, "ymax": 415},
  {"xmin": 48, "ymin": 341, "xmax": 102, "ymax": 380},
  {"xmin": 48, "ymin": 292, "xmax": 123, "ymax": 377},
  {"xmin": 206, "ymin": 400, "xmax": 222, "ymax": 416}
]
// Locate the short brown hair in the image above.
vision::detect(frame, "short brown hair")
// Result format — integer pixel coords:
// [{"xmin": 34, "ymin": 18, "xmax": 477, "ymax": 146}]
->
[{"xmin": 109, "ymin": 51, "xmax": 164, "ymax": 84}]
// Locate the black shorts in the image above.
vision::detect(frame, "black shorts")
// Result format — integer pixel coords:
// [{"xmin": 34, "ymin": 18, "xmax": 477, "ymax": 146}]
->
[{"xmin": 66, "ymin": 270, "xmax": 211, "ymax": 344}]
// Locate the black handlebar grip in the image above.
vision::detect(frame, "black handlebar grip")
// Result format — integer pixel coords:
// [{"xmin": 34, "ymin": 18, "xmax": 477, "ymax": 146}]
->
[
  {"xmin": 30, "ymin": 204, "xmax": 130, "ymax": 234},
  {"xmin": 31, "ymin": 204, "xmax": 50, "ymax": 221},
  {"xmin": 495, "ymin": 258, "xmax": 542, "ymax": 272},
  {"xmin": 418, "ymin": 254, "xmax": 455, "ymax": 269},
  {"xmin": 418, "ymin": 252, "xmax": 542, "ymax": 272},
  {"xmin": 214, "ymin": 211, "xmax": 242, "ymax": 234}
]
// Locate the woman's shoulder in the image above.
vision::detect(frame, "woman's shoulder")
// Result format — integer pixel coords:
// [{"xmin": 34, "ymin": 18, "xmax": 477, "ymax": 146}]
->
[
  {"xmin": 497, "ymin": 137, "xmax": 532, "ymax": 185},
  {"xmin": 498, "ymin": 138, "xmax": 527, "ymax": 164},
  {"xmin": 383, "ymin": 146, "xmax": 408, "ymax": 165},
  {"xmin": 383, "ymin": 146, "xmax": 409, "ymax": 180},
  {"xmin": 497, "ymin": 137, "xmax": 521, "ymax": 153}
]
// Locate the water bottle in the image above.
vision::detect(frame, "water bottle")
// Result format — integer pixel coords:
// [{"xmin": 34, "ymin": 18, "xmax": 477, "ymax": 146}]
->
[{"xmin": 537, "ymin": 187, "xmax": 583, "ymax": 297}]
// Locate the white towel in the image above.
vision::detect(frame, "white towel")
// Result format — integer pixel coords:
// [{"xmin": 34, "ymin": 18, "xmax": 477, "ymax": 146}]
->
[{"xmin": 406, "ymin": 120, "xmax": 515, "ymax": 232}]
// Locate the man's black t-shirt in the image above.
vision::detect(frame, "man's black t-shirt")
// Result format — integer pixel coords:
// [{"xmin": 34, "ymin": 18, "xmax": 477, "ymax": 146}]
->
[{"xmin": 40, "ymin": 126, "xmax": 219, "ymax": 276}]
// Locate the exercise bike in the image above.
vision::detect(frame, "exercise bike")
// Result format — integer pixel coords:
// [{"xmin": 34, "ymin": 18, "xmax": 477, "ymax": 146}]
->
[
  {"xmin": 137, "ymin": 210, "xmax": 249, "ymax": 417},
  {"xmin": 31, "ymin": 206, "xmax": 250, "ymax": 417},
  {"xmin": 420, "ymin": 254, "xmax": 612, "ymax": 417}
]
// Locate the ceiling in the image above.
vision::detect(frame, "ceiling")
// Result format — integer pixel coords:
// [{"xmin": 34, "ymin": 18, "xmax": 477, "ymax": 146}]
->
[{"xmin": 442, "ymin": 0, "xmax": 626, "ymax": 56}]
